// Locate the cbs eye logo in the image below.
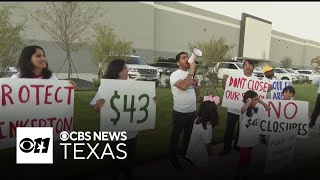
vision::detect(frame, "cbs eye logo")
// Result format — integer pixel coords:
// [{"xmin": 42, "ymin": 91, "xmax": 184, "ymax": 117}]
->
[{"xmin": 19, "ymin": 137, "xmax": 50, "ymax": 153}]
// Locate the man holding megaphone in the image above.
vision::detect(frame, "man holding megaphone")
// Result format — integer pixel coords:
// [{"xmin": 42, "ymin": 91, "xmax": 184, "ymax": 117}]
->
[{"xmin": 169, "ymin": 49, "xmax": 202, "ymax": 170}]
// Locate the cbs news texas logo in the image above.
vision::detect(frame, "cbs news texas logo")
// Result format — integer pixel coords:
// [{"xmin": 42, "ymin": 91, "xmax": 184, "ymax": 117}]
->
[{"xmin": 16, "ymin": 127, "xmax": 53, "ymax": 164}]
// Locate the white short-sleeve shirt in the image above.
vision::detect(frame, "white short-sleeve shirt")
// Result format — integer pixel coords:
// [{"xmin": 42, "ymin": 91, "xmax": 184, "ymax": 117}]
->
[
  {"xmin": 170, "ymin": 69, "xmax": 196, "ymax": 113},
  {"xmin": 11, "ymin": 72, "xmax": 58, "ymax": 80},
  {"xmin": 186, "ymin": 120, "xmax": 212, "ymax": 167}
]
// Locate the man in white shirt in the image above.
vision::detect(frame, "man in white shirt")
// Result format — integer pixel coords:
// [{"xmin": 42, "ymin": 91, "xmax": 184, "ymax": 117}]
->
[
  {"xmin": 219, "ymin": 60, "xmax": 258, "ymax": 156},
  {"xmin": 169, "ymin": 51, "xmax": 199, "ymax": 169},
  {"xmin": 309, "ymin": 76, "xmax": 320, "ymax": 128}
]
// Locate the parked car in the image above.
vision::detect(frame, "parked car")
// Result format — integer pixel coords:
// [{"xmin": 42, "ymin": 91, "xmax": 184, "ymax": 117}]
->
[
  {"xmin": 295, "ymin": 70, "xmax": 320, "ymax": 81},
  {"xmin": 126, "ymin": 55, "xmax": 160, "ymax": 81},
  {"xmin": 214, "ymin": 62, "xmax": 243, "ymax": 79},
  {"xmin": 0, "ymin": 66, "xmax": 18, "ymax": 77},
  {"xmin": 253, "ymin": 67, "xmax": 264, "ymax": 79},
  {"xmin": 164, "ymin": 64, "xmax": 179, "ymax": 75},
  {"xmin": 285, "ymin": 68, "xmax": 308, "ymax": 82},
  {"xmin": 214, "ymin": 62, "xmax": 263, "ymax": 79},
  {"xmin": 149, "ymin": 62, "xmax": 176, "ymax": 76},
  {"xmin": 273, "ymin": 68, "xmax": 299, "ymax": 82}
]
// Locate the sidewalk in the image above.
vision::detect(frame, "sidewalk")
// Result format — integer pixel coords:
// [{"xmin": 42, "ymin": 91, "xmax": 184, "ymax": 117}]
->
[{"xmin": 93, "ymin": 121, "xmax": 320, "ymax": 180}]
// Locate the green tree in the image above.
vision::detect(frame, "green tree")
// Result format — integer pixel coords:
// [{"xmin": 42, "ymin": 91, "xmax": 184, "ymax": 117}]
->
[
  {"xmin": 281, "ymin": 56, "xmax": 292, "ymax": 68},
  {"xmin": 91, "ymin": 24, "xmax": 133, "ymax": 78},
  {"xmin": 311, "ymin": 56, "xmax": 320, "ymax": 71},
  {"xmin": 0, "ymin": 5, "xmax": 25, "ymax": 77},
  {"xmin": 189, "ymin": 36, "xmax": 234, "ymax": 95},
  {"xmin": 31, "ymin": 2, "xmax": 104, "ymax": 79}
]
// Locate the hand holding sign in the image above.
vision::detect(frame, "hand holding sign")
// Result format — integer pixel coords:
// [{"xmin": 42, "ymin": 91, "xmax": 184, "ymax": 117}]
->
[{"xmin": 95, "ymin": 99, "xmax": 105, "ymax": 111}]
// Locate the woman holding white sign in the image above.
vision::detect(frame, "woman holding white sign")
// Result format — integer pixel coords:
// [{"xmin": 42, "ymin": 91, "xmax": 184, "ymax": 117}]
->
[
  {"xmin": 235, "ymin": 90, "xmax": 270, "ymax": 180},
  {"xmin": 91, "ymin": 59, "xmax": 156, "ymax": 180},
  {"xmin": 10, "ymin": 45, "xmax": 76, "ymax": 180}
]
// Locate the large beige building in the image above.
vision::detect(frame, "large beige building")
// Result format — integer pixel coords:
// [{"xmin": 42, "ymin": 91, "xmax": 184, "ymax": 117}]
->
[{"xmin": 7, "ymin": 2, "xmax": 320, "ymax": 77}]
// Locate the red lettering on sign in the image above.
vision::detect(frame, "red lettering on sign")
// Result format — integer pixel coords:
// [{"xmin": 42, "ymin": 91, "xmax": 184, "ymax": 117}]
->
[
  {"xmin": 64, "ymin": 116, "xmax": 73, "ymax": 131},
  {"xmin": 55, "ymin": 87, "xmax": 63, "ymax": 103},
  {"xmin": 44, "ymin": 85, "xmax": 53, "ymax": 104},
  {"xmin": 229, "ymin": 77, "xmax": 247, "ymax": 89},
  {"xmin": 18, "ymin": 85, "xmax": 30, "ymax": 103},
  {"xmin": 64, "ymin": 86, "xmax": 74, "ymax": 105},
  {"xmin": 226, "ymin": 90, "xmax": 240, "ymax": 100},
  {"xmin": 247, "ymin": 80, "xmax": 268, "ymax": 92},
  {"xmin": 284, "ymin": 102, "xmax": 298, "ymax": 120},
  {"xmin": 1, "ymin": 84, "xmax": 13, "ymax": 106},
  {"xmin": 0, "ymin": 121, "xmax": 6, "ymax": 139},
  {"xmin": 268, "ymin": 101, "xmax": 281, "ymax": 119},
  {"xmin": 30, "ymin": 85, "xmax": 45, "ymax": 105}
]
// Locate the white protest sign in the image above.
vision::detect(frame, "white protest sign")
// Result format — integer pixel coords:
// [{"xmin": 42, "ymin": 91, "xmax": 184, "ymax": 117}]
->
[
  {"xmin": 265, "ymin": 127, "xmax": 297, "ymax": 174},
  {"xmin": 221, "ymin": 76, "xmax": 269, "ymax": 109},
  {"xmin": 0, "ymin": 78, "xmax": 74, "ymax": 150},
  {"xmin": 99, "ymin": 79, "xmax": 156, "ymax": 131},
  {"xmin": 270, "ymin": 80, "xmax": 292, "ymax": 100},
  {"xmin": 260, "ymin": 100, "xmax": 309, "ymax": 138}
]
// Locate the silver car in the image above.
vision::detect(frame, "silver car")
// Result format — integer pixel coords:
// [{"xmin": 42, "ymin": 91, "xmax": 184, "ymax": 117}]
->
[{"xmin": 285, "ymin": 68, "xmax": 308, "ymax": 82}]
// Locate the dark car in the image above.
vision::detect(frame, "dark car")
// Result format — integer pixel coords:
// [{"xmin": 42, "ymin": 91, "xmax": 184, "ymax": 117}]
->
[
  {"xmin": 164, "ymin": 64, "xmax": 179, "ymax": 75},
  {"xmin": 150, "ymin": 62, "xmax": 176, "ymax": 76}
]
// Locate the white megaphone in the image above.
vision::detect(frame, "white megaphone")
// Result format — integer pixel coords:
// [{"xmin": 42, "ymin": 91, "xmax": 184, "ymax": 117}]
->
[{"xmin": 188, "ymin": 48, "xmax": 203, "ymax": 64}]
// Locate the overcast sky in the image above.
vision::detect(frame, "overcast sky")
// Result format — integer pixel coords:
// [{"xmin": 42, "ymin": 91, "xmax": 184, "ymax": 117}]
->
[{"xmin": 180, "ymin": 2, "xmax": 320, "ymax": 43}]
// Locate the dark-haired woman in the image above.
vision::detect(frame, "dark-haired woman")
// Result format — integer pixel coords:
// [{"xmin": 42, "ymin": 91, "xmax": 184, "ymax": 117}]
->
[
  {"xmin": 91, "ymin": 59, "xmax": 156, "ymax": 180},
  {"xmin": 12, "ymin": 45, "xmax": 76, "ymax": 180}
]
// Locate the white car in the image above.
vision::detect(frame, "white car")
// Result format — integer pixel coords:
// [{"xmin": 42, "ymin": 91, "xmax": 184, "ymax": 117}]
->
[
  {"xmin": 273, "ymin": 68, "xmax": 299, "ymax": 82},
  {"xmin": 295, "ymin": 70, "xmax": 320, "ymax": 81},
  {"xmin": 214, "ymin": 62, "xmax": 264, "ymax": 80},
  {"xmin": 253, "ymin": 67, "xmax": 264, "ymax": 79},
  {"xmin": 214, "ymin": 62, "xmax": 243, "ymax": 80},
  {"xmin": 285, "ymin": 68, "xmax": 308, "ymax": 81},
  {"xmin": 126, "ymin": 55, "xmax": 159, "ymax": 81}
]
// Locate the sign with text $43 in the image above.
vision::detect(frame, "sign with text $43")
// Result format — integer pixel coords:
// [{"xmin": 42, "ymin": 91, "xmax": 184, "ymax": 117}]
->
[{"xmin": 100, "ymin": 79, "xmax": 156, "ymax": 131}]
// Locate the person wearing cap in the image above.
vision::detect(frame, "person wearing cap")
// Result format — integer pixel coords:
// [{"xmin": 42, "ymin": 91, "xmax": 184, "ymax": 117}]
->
[{"xmin": 262, "ymin": 65, "xmax": 276, "ymax": 99}]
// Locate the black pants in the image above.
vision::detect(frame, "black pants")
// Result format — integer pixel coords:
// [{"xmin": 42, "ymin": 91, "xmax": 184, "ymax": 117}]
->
[
  {"xmin": 310, "ymin": 94, "xmax": 320, "ymax": 126},
  {"xmin": 109, "ymin": 137, "xmax": 137, "ymax": 180},
  {"xmin": 170, "ymin": 110, "xmax": 196, "ymax": 160},
  {"xmin": 223, "ymin": 112, "xmax": 240, "ymax": 151}
]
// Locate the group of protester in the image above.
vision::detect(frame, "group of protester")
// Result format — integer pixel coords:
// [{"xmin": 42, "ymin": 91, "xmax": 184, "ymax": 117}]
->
[{"xmin": 168, "ymin": 51, "xmax": 319, "ymax": 180}]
